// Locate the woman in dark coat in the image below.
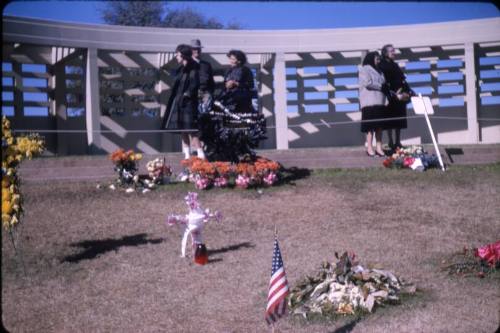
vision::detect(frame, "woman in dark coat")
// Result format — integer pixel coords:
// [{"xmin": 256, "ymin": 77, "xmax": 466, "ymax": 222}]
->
[
  {"xmin": 379, "ymin": 44, "xmax": 415, "ymax": 150},
  {"xmin": 218, "ymin": 49, "xmax": 256, "ymax": 114},
  {"xmin": 162, "ymin": 44, "xmax": 202, "ymax": 159}
]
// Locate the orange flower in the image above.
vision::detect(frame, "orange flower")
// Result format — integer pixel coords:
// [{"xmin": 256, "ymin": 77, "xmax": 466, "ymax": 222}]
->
[
  {"xmin": 191, "ymin": 159, "xmax": 216, "ymax": 177},
  {"xmin": 213, "ymin": 161, "xmax": 232, "ymax": 176}
]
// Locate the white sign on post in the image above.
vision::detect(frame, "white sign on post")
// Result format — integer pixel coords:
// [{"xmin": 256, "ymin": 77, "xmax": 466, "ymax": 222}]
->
[
  {"xmin": 411, "ymin": 95, "xmax": 434, "ymax": 115},
  {"xmin": 410, "ymin": 94, "xmax": 445, "ymax": 171}
]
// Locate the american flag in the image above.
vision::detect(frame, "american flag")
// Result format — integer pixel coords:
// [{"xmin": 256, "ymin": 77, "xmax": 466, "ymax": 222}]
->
[{"xmin": 265, "ymin": 236, "xmax": 289, "ymax": 325}]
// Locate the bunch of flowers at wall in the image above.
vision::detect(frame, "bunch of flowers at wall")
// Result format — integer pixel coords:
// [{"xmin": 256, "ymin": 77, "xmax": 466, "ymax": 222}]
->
[
  {"xmin": 145, "ymin": 157, "xmax": 172, "ymax": 186},
  {"xmin": 2, "ymin": 117, "xmax": 45, "ymax": 232},
  {"xmin": 110, "ymin": 149, "xmax": 143, "ymax": 186},
  {"xmin": 288, "ymin": 252, "xmax": 416, "ymax": 320},
  {"xmin": 107, "ymin": 150, "xmax": 173, "ymax": 193},
  {"xmin": 180, "ymin": 156, "xmax": 281, "ymax": 190},
  {"xmin": 441, "ymin": 241, "xmax": 500, "ymax": 278},
  {"xmin": 382, "ymin": 145, "xmax": 440, "ymax": 171}
]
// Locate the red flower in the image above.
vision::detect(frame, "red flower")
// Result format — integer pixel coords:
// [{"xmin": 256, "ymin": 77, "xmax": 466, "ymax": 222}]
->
[
  {"xmin": 383, "ymin": 157, "xmax": 393, "ymax": 168},
  {"xmin": 403, "ymin": 157, "xmax": 415, "ymax": 168},
  {"xmin": 474, "ymin": 241, "xmax": 500, "ymax": 266}
]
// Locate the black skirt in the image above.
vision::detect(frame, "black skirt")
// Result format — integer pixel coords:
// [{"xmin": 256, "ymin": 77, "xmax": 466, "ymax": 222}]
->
[
  {"xmin": 361, "ymin": 105, "xmax": 389, "ymax": 132},
  {"xmin": 385, "ymin": 100, "xmax": 408, "ymax": 129},
  {"xmin": 164, "ymin": 97, "xmax": 198, "ymax": 132}
]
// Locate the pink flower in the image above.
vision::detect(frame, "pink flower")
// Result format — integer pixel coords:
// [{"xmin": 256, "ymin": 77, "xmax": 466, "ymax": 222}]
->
[
  {"xmin": 214, "ymin": 176, "xmax": 228, "ymax": 188},
  {"xmin": 403, "ymin": 157, "xmax": 415, "ymax": 168},
  {"xmin": 235, "ymin": 174, "xmax": 250, "ymax": 189},
  {"xmin": 475, "ymin": 241, "xmax": 500, "ymax": 266},
  {"xmin": 195, "ymin": 177, "xmax": 211, "ymax": 190},
  {"xmin": 263, "ymin": 172, "xmax": 277, "ymax": 186}
]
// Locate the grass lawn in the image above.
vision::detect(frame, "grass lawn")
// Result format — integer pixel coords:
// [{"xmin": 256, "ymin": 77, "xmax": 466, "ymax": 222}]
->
[{"xmin": 2, "ymin": 164, "xmax": 499, "ymax": 332}]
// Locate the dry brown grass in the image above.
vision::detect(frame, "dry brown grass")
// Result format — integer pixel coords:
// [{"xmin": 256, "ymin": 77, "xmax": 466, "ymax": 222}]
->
[{"xmin": 2, "ymin": 164, "xmax": 500, "ymax": 333}]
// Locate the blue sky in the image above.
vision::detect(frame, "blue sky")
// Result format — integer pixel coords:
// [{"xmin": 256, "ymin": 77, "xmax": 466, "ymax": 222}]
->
[{"xmin": 3, "ymin": 1, "xmax": 499, "ymax": 29}]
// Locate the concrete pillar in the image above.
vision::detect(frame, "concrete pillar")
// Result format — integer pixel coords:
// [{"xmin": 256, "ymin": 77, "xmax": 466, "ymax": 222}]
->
[
  {"xmin": 84, "ymin": 47, "xmax": 101, "ymax": 151},
  {"xmin": 273, "ymin": 52, "xmax": 289, "ymax": 150},
  {"xmin": 464, "ymin": 42, "xmax": 479, "ymax": 143},
  {"xmin": 258, "ymin": 53, "xmax": 276, "ymax": 149}
]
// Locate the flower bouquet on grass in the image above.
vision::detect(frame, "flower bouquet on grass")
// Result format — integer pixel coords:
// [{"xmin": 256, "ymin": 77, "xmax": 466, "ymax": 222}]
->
[
  {"xmin": 145, "ymin": 157, "xmax": 172, "ymax": 186},
  {"xmin": 212, "ymin": 161, "xmax": 232, "ymax": 188},
  {"xmin": 254, "ymin": 157, "xmax": 280, "ymax": 186},
  {"xmin": 383, "ymin": 145, "xmax": 440, "ymax": 171},
  {"xmin": 288, "ymin": 251, "xmax": 416, "ymax": 320},
  {"xmin": 110, "ymin": 149, "xmax": 142, "ymax": 186},
  {"xmin": 180, "ymin": 156, "xmax": 282, "ymax": 190},
  {"xmin": 189, "ymin": 158, "xmax": 217, "ymax": 189},
  {"xmin": 441, "ymin": 241, "xmax": 500, "ymax": 278}
]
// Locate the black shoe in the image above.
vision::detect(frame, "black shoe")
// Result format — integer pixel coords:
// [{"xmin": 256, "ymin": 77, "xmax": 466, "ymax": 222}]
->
[
  {"xmin": 375, "ymin": 151, "xmax": 386, "ymax": 157},
  {"xmin": 366, "ymin": 151, "xmax": 376, "ymax": 157}
]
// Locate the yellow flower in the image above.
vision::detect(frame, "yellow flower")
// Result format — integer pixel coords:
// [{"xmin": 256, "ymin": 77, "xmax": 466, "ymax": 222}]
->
[
  {"xmin": 2, "ymin": 200, "xmax": 13, "ymax": 215},
  {"xmin": 2, "ymin": 188, "xmax": 11, "ymax": 201},
  {"xmin": 135, "ymin": 153, "xmax": 143, "ymax": 161},
  {"xmin": 1, "ymin": 178, "xmax": 10, "ymax": 188}
]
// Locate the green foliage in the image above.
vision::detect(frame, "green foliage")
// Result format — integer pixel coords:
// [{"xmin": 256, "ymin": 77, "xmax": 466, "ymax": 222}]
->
[
  {"xmin": 99, "ymin": 1, "xmax": 241, "ymax": 29},
  {"xmin": 100, "ymin": 2, "xmax": 164, "ymax": 27}
]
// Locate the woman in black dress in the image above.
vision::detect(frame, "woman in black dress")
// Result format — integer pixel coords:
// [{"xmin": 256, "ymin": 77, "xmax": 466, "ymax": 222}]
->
[
  {"xmin": 162, "ymin": 44, "xmax": 202, "ymax": 159},
  {"xmin": 218, "ymin": 49, "xmax": 256, "ymax": 114},
  {"xmin": 379, "ymin": 44, "xmax": 415, "ymax": 150}
]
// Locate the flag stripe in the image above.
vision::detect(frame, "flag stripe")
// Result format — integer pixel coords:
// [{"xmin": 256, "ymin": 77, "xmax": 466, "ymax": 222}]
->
[
  {"xmin": 266, "ymin": 287, "xmax": 288, "ymax": 311},
  {"xmin": 268, "ymin": 272, "xmax": 286, "ymax": 295},
  {"xmin": 265, "ymin": 236, "xmax": 289, "ymax": 326},
  {"xmin": 267, "ymin": 279, "xmax": 289, "ymax": 303}
]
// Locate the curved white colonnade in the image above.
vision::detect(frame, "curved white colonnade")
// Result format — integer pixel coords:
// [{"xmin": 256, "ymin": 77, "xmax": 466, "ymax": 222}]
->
[{"xmin": 3, "ymin": 16, "xmax": 500, "ymax": 154}]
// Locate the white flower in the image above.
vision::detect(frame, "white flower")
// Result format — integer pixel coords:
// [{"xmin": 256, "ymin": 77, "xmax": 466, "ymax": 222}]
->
[
  {"xmin": 109, "ymin": 184, "xmax": 116, "ymax": 190},
  {"xmin": 125, "ymin": 188, "xmax": 135, "ymax": 193}
]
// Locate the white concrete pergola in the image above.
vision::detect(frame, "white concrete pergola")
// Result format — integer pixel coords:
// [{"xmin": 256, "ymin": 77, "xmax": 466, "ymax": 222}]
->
[{"xmin": 2, "ymin": 16, "xmax": 500, "ymax": 154}]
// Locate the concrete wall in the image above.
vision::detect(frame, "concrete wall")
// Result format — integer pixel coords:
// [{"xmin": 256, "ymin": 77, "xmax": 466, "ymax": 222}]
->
[{"xmin": 2, "ymin": 16, "xmax": 500, "ymax": 155}]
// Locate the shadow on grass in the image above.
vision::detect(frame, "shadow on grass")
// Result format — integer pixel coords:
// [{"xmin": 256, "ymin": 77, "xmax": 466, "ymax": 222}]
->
[
  {"xmin": 329, "ymin": 317, "xmax": 361, "ymax": 333},
  {"xmin": 277, "ymin": 166, "xmax": 311, "ymax": 186},
  {"xmin": 444, "ymin": 147, "xmax": 464, "ymax": 164},
  {"xmin": 207, "ymin": 242, "xmax": 255, "ymax": 256},
  {"xmin": 62, "ymin": 233, "xmax": 164, "ymax": 263}
]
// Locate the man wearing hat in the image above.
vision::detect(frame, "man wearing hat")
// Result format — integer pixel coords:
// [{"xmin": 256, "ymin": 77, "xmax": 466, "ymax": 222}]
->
[{"xmin": 191, "ymin": 39, "xmax": 215, "ymax": 104}]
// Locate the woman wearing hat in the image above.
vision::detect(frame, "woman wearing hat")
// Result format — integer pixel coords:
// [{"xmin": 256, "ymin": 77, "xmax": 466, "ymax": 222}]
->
[{"xmin": 162, "ymin": 44, "xmax": 204, "ymax": 159}]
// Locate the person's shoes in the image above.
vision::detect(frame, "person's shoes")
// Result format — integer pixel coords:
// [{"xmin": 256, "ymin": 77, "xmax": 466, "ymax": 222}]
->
[
  {"xmin": 395, "ymin": 142, "xmax": 403, "ymax": 149},
  {"xmin": 366, "ymin": 151, "xmax": 376, "ymax": 157},
  {"xmin": 375, "ymin": 151, "xmax": 386, "ymax": 157}
]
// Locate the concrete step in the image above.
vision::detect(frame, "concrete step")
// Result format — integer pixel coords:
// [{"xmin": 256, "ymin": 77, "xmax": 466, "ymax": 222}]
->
[{"xmin": 17, "ymin": 144, "xmax": 500, "ymax": 182}]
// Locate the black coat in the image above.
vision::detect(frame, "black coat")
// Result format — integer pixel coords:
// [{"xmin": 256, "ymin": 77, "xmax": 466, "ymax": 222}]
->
[
  {"xmin": 379, "ymin": 58, "xmax": 411, "ymax": 94},
  {"xmin": 198, "ymin": 59, "xmax": 215, "ymax": 94},
  {"xmin": 219, "ymin": 65, "xmax": 255, "ymax": 113},
  {"xmin": 379, "ymin": 57, "xmax": 412, "ymax": 129},
  {"xmin": 162, "ymin": 60, "xmax": 200, "ymax": 130}
]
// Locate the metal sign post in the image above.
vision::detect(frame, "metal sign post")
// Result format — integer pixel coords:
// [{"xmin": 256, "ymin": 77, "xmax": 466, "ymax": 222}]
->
[{"xmin": 411, "ymin": 94, "xmax": 446, "ymax": 171}]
